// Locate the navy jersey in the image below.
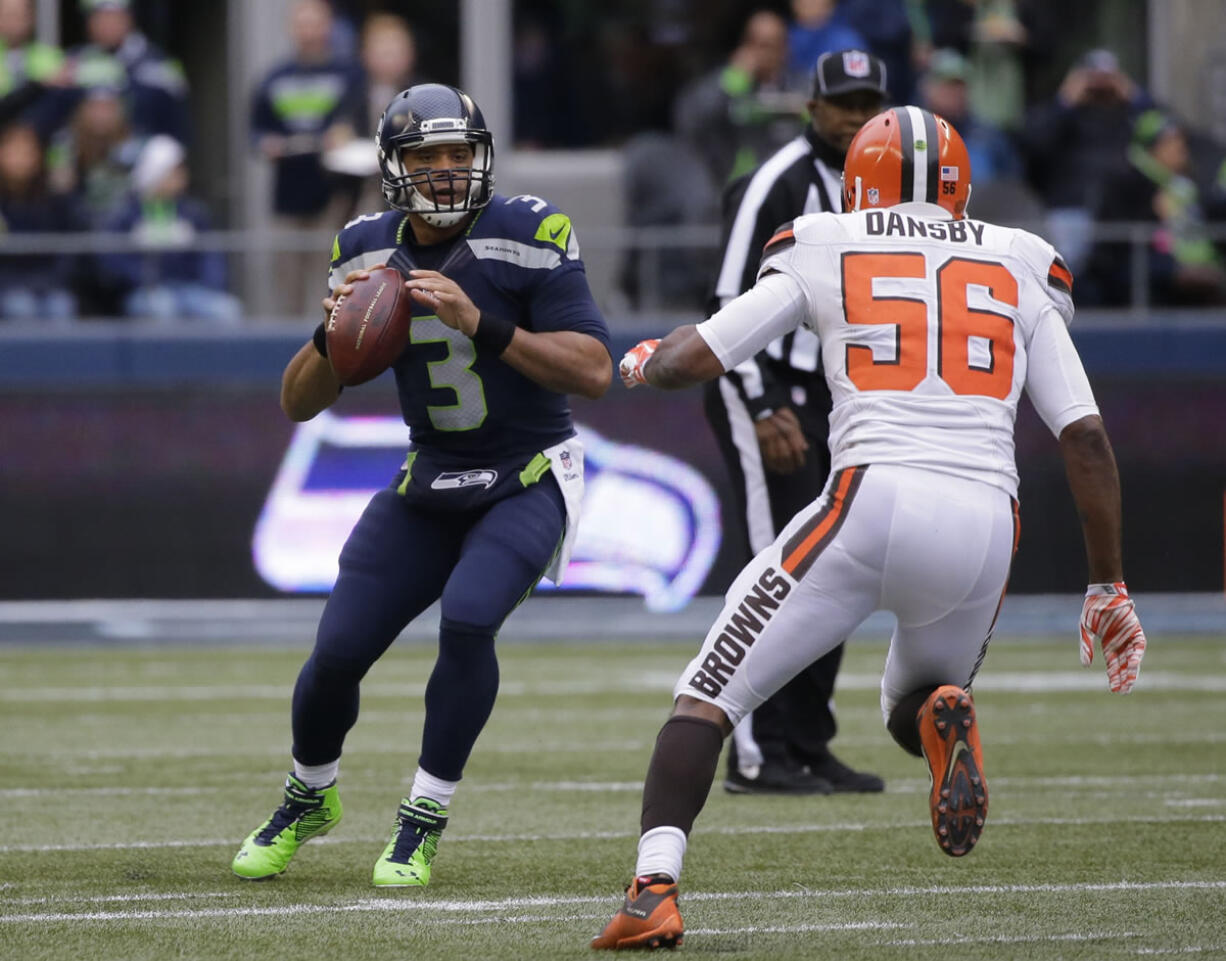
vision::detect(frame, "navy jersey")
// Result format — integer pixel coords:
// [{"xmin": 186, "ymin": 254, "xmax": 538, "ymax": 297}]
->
[{"xmin": 328, "ymin": 194, "xmax": 610, "ymax": 463}]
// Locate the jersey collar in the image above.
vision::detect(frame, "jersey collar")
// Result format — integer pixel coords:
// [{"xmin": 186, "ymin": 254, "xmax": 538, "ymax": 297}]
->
[{"xmin": 889, "ymin": 201, "xmax": 953, "ymax": 220}]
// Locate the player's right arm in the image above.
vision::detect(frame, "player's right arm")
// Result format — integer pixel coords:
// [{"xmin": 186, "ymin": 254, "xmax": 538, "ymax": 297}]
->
[
  {"xmin": 1060, "ymin": 410, "xmax": 1146, "ymax": 694},
  {"xmin": 1020, "ymin": 248, "xmax": 1119, "ymax": 582},
  {"xmin": 1021, "ymin": 248, "xmax": 1145, "ymax": 692},
  {"xmin": 622, "ymin": 270, "xmax": 808, "ymax": 389},
  {"xmin": 279, "ymin": 267, "xmax": 375, "ymax": 421},
  {"xmin": 1058, "ymin": 413, "xmax": 1123, "ymax": 584}
]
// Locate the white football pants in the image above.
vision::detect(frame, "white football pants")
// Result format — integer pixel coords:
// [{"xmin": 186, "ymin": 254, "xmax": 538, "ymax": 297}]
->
[{"xmin": 673, "ymin": 463, "xmax": 1018, "ymax": 726}]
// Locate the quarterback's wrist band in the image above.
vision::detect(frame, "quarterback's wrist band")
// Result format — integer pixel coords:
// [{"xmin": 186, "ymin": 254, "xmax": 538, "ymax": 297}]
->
[
  {"xmin": 472, "ymin": 312, "xmax": 516, "ymax": 356},
  {"xmin": 312, "ymin": 321, "xmax": 329, "ymax": 358}
]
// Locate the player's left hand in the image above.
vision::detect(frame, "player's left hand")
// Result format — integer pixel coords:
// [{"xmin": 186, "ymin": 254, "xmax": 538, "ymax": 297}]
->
[
  {"xmin": 619, "ymin": 339, "xmax": 659, "ymax": 388},
  {"xmin": 1079, "ymin": 582, "xmax": 1146, "ymax": 694},
  {"xmin": 405, "ymin": 270, "xmax": 480, "ymax": 336}
]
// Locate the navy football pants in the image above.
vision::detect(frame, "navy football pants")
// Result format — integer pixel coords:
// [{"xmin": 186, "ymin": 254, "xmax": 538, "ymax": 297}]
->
[{"xmin": 290, "ymin": 477, "xmax": 566, "ymax": 780}]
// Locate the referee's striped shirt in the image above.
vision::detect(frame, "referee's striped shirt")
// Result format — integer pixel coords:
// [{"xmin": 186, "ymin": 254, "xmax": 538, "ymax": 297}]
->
[{"xmin": 710, "ymin": 126, "xmax": 845, "ymax": 422}]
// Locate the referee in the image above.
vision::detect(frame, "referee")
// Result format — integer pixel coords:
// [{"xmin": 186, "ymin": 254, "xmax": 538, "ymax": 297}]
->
[{"xmin": 704, "ymin": 50, "xmax": 888, "ymax": 795}]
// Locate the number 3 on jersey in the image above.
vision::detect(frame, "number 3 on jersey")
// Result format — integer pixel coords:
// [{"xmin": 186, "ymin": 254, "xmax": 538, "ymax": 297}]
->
[
  {"xmin": 841, "ymin": 252, "xmax": 1018, "ymax": 400},
  {"xmin": 410, "ymin": 315, "xmax": 488, "ymax": 431}
]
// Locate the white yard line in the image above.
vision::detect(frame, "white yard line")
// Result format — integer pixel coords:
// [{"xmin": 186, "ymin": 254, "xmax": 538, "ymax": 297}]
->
[
  {"xmin": 688, "ymin": 921, "xmax": 905, "ymax": 935},
  {"xmin": 5, "ymin": 892, "xmax": 240, "ymax": 906},
  {"xmin": 4, "ymin": 778, "xmax": 1226, "ymax": 803},
  {"xmin": 7, "ymin": 730, "xmax": 1226, "ymax": 762},
  {"xmin": 3, "ymin": 881, "xmax": 1224, "ymax": 925},
  {"xmin": 880, "ymin": 931, "xmax": 1143, "ymax": 947},
  {"xmin": 5, "ymin": 772, "xmax": 1224, "ymax": 800},
  {"xmin": 2, "ymin": 813, "xmax": 1224, "ymax": 854},
  {"xmin": 4, "ymin": 670, "xmax": 1225, "ymax": 703},
  {"xmin": 0, "ymin": 741, "xmax": 652, "ymax": 760}
]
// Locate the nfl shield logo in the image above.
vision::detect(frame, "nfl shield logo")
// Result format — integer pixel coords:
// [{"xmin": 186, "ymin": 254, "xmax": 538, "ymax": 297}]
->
[
  {"xmin": 843, "ymin": 51, "xmax": 871, "ymax": 78},
  {"xmin": 867, "ymin": 187, "xmax": 880, "ymax": 205},
  {"xmin": 560, "ymin": 450, "xmax": 572, "ymax": 470}
]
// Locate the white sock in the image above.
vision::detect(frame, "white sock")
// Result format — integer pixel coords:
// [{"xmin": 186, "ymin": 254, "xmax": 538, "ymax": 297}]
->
[
  {"xmin": 635, "ymin": 826, "xmax": 687, "ymax": 883},
  {"xmin": 293, "ymin": 758, "xmax": 339, "ymax": 789},
  {"xmin": 410, "ymin": 767, "xmax": 459, "ymax": 808}
]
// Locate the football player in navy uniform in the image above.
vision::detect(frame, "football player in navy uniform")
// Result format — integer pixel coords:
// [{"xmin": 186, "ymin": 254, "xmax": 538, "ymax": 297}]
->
[{"xmin": 232, "ymin": 84, "xmax": 612, "ymax": 887}]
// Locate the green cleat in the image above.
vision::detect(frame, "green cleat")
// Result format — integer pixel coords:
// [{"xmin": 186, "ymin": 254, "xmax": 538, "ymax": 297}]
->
[
  {"xmin": 231, "ymin": 774, "xmax": 342, "ymax": 880},
  {"xmin": 371, "ymin": 796, "xmax": 449, "ymax": 887}
]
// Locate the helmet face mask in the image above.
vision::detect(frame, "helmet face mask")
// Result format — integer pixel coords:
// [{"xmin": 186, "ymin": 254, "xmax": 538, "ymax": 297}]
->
[
  {"xmin": 376, "ymin": 84, "xmax": 495, "ymax": 227},
  {"xmin": 841, "ymin": 106, "xmax": 971, "ymax": 219}
]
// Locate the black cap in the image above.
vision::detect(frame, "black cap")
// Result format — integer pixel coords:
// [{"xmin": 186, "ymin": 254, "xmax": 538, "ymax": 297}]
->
[{"xmin": 812, "ymin": 49, "xmax": 889, "ymax": 99}]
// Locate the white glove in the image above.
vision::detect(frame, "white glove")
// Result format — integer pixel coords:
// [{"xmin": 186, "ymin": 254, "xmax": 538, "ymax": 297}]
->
[
  {"xmin": 1080, "ymin": 582, "xmax": 1146, "ymax": 694},
  {"xmin": 618, "ymin": 339, "xmax": 659, "ymax": 388}
]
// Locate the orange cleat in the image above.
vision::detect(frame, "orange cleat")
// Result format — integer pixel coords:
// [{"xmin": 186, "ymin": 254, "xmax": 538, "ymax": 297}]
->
[
  {"xmin": 591, "ymin": 876, "xmax": 684, "ymax": 951},
  {"xmin": 917, "ymin": 685, "xmax": 988, "ymax": 857}
]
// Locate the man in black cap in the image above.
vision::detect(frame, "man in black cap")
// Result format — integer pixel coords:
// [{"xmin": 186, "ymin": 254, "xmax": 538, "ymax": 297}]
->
[{"xmin": 703, "ymin": 49, "xmax": 888, "ymax": 796}]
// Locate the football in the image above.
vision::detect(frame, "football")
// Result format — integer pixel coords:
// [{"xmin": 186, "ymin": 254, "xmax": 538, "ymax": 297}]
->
[{"xmin": 325, "ymin": 266, "xmax": 413, "ymax": 386}]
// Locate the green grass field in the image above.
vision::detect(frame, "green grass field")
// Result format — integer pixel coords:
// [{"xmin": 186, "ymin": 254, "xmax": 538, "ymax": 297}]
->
[{"xmin": 3, "ymin": 633, "xmax": 1224, "ymax": 960}]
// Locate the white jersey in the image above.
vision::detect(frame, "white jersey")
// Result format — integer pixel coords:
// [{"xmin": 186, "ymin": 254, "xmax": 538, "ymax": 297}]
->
[{"xmin": 696, "ymin": 201, "xmax": 1099, "ymax": 497}]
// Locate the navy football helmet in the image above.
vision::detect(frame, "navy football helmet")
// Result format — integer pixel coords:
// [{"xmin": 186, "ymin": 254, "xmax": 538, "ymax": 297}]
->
[{"xmin": 376, "ymin": 84, "xmax": 495, "ymax": 227}]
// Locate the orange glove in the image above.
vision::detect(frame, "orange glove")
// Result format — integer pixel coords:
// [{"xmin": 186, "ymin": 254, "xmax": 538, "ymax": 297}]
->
[
  {"xmin": 1079, "ymin": 582, "xmax": 1146, "ymax": 694},
  {"xmin": 619, "ymin": 339, "xmax": 659, "ymax": 388}
]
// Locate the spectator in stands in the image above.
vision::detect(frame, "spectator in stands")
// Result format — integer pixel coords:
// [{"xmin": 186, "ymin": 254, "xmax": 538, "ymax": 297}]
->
[
  {"xmin": 0, "ymin": 121, "xmax": 79, "ymax": 322},
  {"xmin": 250, "ymin": 0, "xmax": 364, "ymax": 316},
  {"xmin": 1086, "ymin": 110, "xmax": 1226, "ymax": 307},
  {"xmin": 62, "ymin": 0, "xmax": 190, "ymax": 143},
  {"xmin": 920, "ymin": 48, "xmax": 1020, "ymax": 185},
  {"xmin": 674, "ymin": 9, "xmax": 802, "ymax": 189},
  {"xmin": 512, "ymin": 10, "xmax": 578, "ymax": 148},
  {"xmin": 359, "ymin": 13, "xmax": 418, "ymax": 134},
  {"xmin": 923, "ymin": 0, "xmax": 1052, "ymax": 132},
  {"xmin": 98, "ymin": 134, "xmax": 241, "ymax": 325},
  {"xmin": 46, "ymin": 85, "xmax": 140, "ymax": 227},
  {"xmin": 786, "ymin": 0, "xmax": 867, "ymax": 90},
  {"xmin": 841, "ymin": 0, "xmax": 917, "ymax": 104},
  {"xmin": 1023, "ymin": 49, "xmax": 1150, "ymax": 273},
  {"xmin": 351, "ymin": 12, "xmax": 419, "ymax": 210},
  {"xmin": 0, "ymin": 0, "xmax": 70, "ymax": 127}
]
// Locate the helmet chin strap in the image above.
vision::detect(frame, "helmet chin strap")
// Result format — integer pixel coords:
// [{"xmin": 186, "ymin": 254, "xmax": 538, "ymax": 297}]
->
[
  {"xmin": 408, "ymin": 183, "xmax": 474, "ymax": 227},
  {"xmin": 415, "ymin": 207, "xmax": 470, "ymax": 228},
  {"xmin": 853, "ymin": 175, "xmax": 863, "ymax": 212}
]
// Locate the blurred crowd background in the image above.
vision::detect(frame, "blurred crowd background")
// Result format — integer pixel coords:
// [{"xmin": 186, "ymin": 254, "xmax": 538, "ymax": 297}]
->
[
  {"xmin": 2, "ymin": 0, "xmax": 1225, "ymax": 324},
  {"xmin": 3, "ymin": 0, "xmax": 1225, "ymax": 604}
]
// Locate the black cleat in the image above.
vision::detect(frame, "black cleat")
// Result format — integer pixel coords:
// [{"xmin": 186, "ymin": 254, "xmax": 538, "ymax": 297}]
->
[
  {"xmin": 805, "ymin": 753, "xmax": 885, "ymax": 793},
  {"xmin": 723, "ymin": 759, "xmax": 832, "ymax": 796}
]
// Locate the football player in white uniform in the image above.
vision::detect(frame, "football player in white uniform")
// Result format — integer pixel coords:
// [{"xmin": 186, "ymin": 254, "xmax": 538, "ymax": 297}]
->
[{"xmin": 592, "ymin": 106, "xmax": 1147, "ymax": 951}]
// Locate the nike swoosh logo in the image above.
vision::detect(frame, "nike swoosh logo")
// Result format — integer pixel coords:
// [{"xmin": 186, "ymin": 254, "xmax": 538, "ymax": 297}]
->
[
  {"xmin": 945, "ymin": 744, "xmax": 966, "ymax": 783},
  {"xmin": 549, "ymin": 225, "xmax": 566, "ymax": 240}
]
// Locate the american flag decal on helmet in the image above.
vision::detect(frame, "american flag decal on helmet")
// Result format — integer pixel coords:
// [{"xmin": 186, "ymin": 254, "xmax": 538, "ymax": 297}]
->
[{"xmin": 940, "ymin": 165, "xmax": 959, "ymax": 181}]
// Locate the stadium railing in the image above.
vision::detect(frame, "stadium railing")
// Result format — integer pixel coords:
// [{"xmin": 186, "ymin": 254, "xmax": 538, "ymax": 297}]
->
[{"xmin": 1, "ymin": 221, "xmax": 1224, "ymax": 324}]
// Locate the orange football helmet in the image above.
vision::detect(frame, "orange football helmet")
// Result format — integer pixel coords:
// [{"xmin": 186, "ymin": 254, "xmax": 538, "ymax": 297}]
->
[{"xmin": 842, "ymin": 106, "xmax": 972, "ymax": 219}]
